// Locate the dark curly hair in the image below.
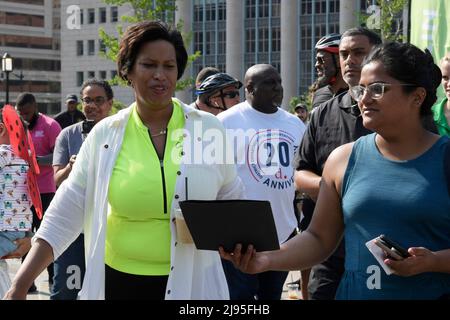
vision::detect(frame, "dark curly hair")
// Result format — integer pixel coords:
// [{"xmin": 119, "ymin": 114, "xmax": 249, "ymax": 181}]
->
[
  {"xmin": 363, "ymin": 42, "xmax": 442, "ymax": 118},
  {"xmin": 117, "ymin": 21, "xmax": 188, "ymax": 84},
  {"xmin": 80, "ymin": 78, "xmax": 114, "ymax": 100}
]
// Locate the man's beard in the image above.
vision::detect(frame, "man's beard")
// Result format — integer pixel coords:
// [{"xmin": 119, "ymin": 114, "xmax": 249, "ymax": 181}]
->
[{"xmin": 315, "ymin": 74, "xmax": 332, "ymax": 88}]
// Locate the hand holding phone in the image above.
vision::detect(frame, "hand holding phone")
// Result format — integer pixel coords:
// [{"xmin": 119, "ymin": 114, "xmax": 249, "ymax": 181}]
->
[{"xmin": 374, "ymin": 234, "xmax": 410, "ymax": 261}]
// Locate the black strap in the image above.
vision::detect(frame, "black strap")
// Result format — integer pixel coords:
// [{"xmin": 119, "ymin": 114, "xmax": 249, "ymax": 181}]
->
[{"xmin": 444, "ymin": 140, "xmax": 450, "ymax": 197}]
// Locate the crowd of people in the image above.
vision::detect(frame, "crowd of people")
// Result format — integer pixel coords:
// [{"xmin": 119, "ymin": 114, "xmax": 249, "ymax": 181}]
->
[{"xmin": 0, "ymin": 20, "xmax": 449, "ymax": 300}]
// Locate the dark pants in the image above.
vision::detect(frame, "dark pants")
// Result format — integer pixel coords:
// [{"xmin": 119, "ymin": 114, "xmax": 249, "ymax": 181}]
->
[
  {"xmin": 23, "ymin": 193, "xmax": 55, "ymax": 285},
  {"xmin": 300, "ymin": 198, "xmax": 345, "ymax": 300},
  {"xmin": 221, "ymin": 259, "xmax": 288, "ymax": 300},
  {"xmin": 308, "ymin": 247, "xmax": 345, "ymax": 300},
  {"xmin": 105, "ymin": 264, "xmax": 168, "ymax": 300},
  {"xmin": 50, "ymin": 234, "xmax": 85, "ymax": 300},
  {"xmin": 221, "ymin": 229, "xmax": 297, "ymax": 300}
]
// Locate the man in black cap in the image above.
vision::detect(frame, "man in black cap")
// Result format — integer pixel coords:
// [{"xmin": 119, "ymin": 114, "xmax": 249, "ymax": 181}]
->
[
  {"xmin": 54, "ymin": 94, "xmax": 86, "ymax": 129},
  {"xmin": 294, "ymin": 104, "xmax": 309, "ymax": 124}
]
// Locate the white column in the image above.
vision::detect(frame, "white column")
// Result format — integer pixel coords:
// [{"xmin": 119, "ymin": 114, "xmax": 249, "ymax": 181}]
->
[
  {"xmin": 226, "ymin": 0, "xmax": 244, "ymax": 81},
  {"xmin": 175, "ymin": 0, "xmax": 193, "ymax": 103},
  {"xmin": 339, "ymin": 0, "xmax": 359, "ymax": 33},
  {"xmin": 280, "ymin": 0, "xmax": 298, "ymax": 110}
]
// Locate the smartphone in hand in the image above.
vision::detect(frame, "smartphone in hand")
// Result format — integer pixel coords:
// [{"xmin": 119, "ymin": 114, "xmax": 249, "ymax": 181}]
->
[{"xmin": 374, "ymin": 234, "xmax": 410, "ymax": 261}]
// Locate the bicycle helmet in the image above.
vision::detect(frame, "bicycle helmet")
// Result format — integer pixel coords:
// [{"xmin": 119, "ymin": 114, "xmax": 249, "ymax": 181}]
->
[
  {"xmin": 315, "ymin": 33, "xmax": 341, "ymax": 85},
  {"xmin": 315, "ymin": 33, "xmax": 341, "ymax": 54},
  {"xmin": 195, "ymin": 73, "xmax": 243, "ymax": 111},
  {"xmin": 195, "ymin": 72, "xmax": 242, "ymax": 96}
]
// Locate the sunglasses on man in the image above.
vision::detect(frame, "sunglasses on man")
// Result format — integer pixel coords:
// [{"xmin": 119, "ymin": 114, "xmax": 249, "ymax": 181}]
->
[{"xmin": 220, "ymin": 91, "xmax": 240, "ymax": 99}]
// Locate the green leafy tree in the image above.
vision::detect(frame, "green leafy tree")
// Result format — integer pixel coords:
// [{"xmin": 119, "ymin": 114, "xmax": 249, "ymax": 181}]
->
[
  {"xmin": 111, "ymin": 99, "xmax": 126, "ymax": 114},
  {"xmin": 289, "ymin": 92, "xmax": 312, "ymax": 114},
  {"xmin": 99, "ymin": 0, "xmax": 200, "ymax": 90},
  {"xmin": 361, "ymin": 0, "xmax": 409, "ymax": 41}
]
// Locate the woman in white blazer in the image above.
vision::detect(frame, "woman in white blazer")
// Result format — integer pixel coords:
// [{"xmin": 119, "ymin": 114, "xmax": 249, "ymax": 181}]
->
[{"xmin": 5, "ymin": 21, "xmax": 244, "ymax": 300}]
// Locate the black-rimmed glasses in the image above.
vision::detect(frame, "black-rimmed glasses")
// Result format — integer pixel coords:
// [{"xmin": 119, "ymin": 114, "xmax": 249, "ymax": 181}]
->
[
  {"xmin": 350, "ymin": 83, "xmax": 417, "ymax": 102},
  {"xmin": 81, "ymin": 96, "xmax": 107, "ymax": 106}
]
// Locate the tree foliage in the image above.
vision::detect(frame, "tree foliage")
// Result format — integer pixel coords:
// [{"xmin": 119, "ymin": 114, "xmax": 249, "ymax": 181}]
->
[
  {"xmin": 99, "ymin": 0, "xmax": 200, "ymax": 90},
  {"xmin": 360, "ymin": 0, "xmax": 409, "ymax": 42}
]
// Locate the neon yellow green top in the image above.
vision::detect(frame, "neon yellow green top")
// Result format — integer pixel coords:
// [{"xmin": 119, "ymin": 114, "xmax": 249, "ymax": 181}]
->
[{"xmin": 105, "ymin": 101, "xmax": 185, "ymax": 275}]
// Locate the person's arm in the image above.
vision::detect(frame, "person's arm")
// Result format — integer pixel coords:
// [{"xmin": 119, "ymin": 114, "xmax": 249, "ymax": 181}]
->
[
  {"xmin": 53, "ymin": 155, "xmax": 77, "ymax": 187},
  {"xmin": 1, "ymin": 237, "xmax": 31, "ymax": 259},
  {"xmin": 385, "ymin": 248, "xmax": 450, "ymax": 276},
  {"xmin": 3, "ymin": 239, "xmax": 54, "ymax": 299},
  {"xmin": 294, "ymin": 170, "xmax": 321, "ymax": 202},
  {"xmin": 220, "ymin": 143, "xmax": 353, "ymax": 273},
  {"xmin": 294, "ymin": 108, "xmax": 321, "ymax": 201}
]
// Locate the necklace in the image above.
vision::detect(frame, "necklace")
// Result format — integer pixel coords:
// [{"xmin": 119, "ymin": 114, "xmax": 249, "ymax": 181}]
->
[{"xmin": 149, "ymin": 128, "xmax": 167, "ymax": 138}]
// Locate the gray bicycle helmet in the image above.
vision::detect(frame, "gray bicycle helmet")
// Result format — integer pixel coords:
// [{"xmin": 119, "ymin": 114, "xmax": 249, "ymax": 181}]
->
[
  {"xmin": 195, "ymin": 73, "xmax": 242, "ymax": 96},
  {"xmin": 315, "ymin": 33, "xmax": 341, "ymax": 54}
]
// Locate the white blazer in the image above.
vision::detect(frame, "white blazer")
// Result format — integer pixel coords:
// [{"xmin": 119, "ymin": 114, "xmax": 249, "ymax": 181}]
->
[{"xmin": 34, "ymin": 99, "xmax": 245, "ymax": 300}]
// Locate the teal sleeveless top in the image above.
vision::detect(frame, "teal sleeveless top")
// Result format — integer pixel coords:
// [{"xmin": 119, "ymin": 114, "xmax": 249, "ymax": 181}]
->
[{"xmin": 337, "ymin": 133, "xmax": 450, "ymax": 299}]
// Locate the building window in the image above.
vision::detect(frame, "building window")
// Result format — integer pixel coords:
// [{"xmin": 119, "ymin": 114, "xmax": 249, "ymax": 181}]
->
[
  {"xmin": 99, "ymin": 39, "xmax": 106, "ymax": 53},
  {"xmin": 77, "ymin": 72, "xmax": 84, "ymax": 86},
  {"xmin": 99, "ymin": 7, "xmax": 106, "ymax": 23},
  {"xmin": 80, "ymin": 9, "xmax": 84, "ymax": 24},
  {"xmin": 218, "ymin": 30, "xmax": 226, "ymax": 54},
  {"xmin": 301, "ymin": 25, "xmax": 312, "ymax": 51},
  {"xmin": 218, "ymin": 2, "xmax": 226, "ymax": 20},
  {"xmin": 111, "ymin": 70, "xmax": 117, "ymax": 80},
  {"xmin": 258, "ymin": 0, "xmax": 270, "ymax": 18},
  {"xmin": 194, "ymin": 31, "xmax": 203, "ymax": 53},
  {"xmin": 87, "ymin": 71, "xmax": 95, "ymax": 79},
  {"xmin": 272, "ymin": 0, "xmax": 281, "ymax": 17},
  {"xmin": 246, "ymin": 28, "xmax": 256, "ymax": 53},
  {"xmin": 88, "ymin": 8, "xmax": 95, "ymax": 24},
  {"xmin": 272, "ymin": 27, "xmax": 280, "ymax": 52},
  {"xmin": 76, "ymin": 40, "xmax": 83, "ymax": 56},
  {"xmin": 1, "ymin": 12, "xmax": 45, "ymax": 27},
  {"xmin": 205, "ymin": 31, "xmax": 215, "ymax": 55},
  {"xmin": 111, "ymin": 7, "xmax": 118, "ymax": 23},
  {"xmin": 99, "ymin": 71, "xmax": 107, "ymax": 79},
  {"xmin": 246, "ymin": 0, "xmax": 256, "ymax": 19},
  {"xmin": 88, "ymin": 40, "xmax": 95, "ymax": 55},
  {"xmin": 193, "ymin": 4, "xmax": 202, "ymax": 22},
  {"xmin": 258, "ymin": 28, "xmax": 269, "ymax": 52}
]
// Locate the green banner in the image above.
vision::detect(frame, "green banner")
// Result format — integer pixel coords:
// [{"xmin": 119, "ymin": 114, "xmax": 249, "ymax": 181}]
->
[{"xmin": 410, "ymin": 0, "xmax": 450, "ymax": 101}]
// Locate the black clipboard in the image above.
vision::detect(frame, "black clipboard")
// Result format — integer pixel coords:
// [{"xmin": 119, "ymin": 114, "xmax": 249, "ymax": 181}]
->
[{"xmin": 179, "ymin": 200, "xmax": 280, "ymax": 252}]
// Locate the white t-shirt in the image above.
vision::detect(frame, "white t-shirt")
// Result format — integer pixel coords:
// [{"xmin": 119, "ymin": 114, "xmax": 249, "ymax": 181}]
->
[{"xmin": 218, "ymin": 101, "xmax": 306, "ymax": 242}]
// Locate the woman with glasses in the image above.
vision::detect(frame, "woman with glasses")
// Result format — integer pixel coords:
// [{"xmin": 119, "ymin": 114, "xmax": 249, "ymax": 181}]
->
[
  {"xmin": 5, "ymin": 21, "xmax": 244, "ymax": 300},
  {"xmin": 221, "ymin": 42, "xmax": 450, "ymax": 299},
  {"xmin": 193, "ymin": 72, "xmax": 242, "ymax": 115}
]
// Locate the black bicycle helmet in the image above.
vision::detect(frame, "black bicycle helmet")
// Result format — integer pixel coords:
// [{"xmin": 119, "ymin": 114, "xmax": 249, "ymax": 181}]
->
[
  {"xmin": 315, "ymin": 33, "xmax": 341, "ymax": 54},
  {"xmin": 195, "ymin": 73, "xmax": 242, "ymax": 96}
]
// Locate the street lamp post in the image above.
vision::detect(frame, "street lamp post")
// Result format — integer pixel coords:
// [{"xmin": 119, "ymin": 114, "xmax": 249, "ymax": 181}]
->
[{"xmin": 2, "ymin": 53, "xmax": 13, "ymax": 105}]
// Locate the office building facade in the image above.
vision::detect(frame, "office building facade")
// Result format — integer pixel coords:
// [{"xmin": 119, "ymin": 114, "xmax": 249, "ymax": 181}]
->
[
  {"xmin": 0, "ymin": 0, "xmax": 61, "ymax": 114},
  {"xmin": 60, "ymin": 0, "xmax": 134, "ymax": 109}
]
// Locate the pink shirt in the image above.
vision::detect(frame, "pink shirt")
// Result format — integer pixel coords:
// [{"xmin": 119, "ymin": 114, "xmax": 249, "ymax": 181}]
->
[{"xmin": 30, "ymin": 113, "xmax": 61, "ymax": 193}]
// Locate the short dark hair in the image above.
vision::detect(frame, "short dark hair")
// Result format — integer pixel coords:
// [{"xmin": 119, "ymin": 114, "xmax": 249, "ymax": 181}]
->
[
  {"xmin": 195, "ymin": 67, "xmax": 220, "ymax": 86},
  {"xmin": 80, "ymin": 78, "xmax": 114, "ymax": 100},
  {"xmin": 117, "ymin": 21, "xmax": 188, "ymax": 83},
  {"xmin": 15, "ymin": 93, "xmax": 36, "ymax": 107},
  {"xmin": 341, "ymin": 27, "xmax": 382, "ymax": 46},
  {"xmin": 363, "ymin": 42, "xmax": 442, "ymax": 117}
]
